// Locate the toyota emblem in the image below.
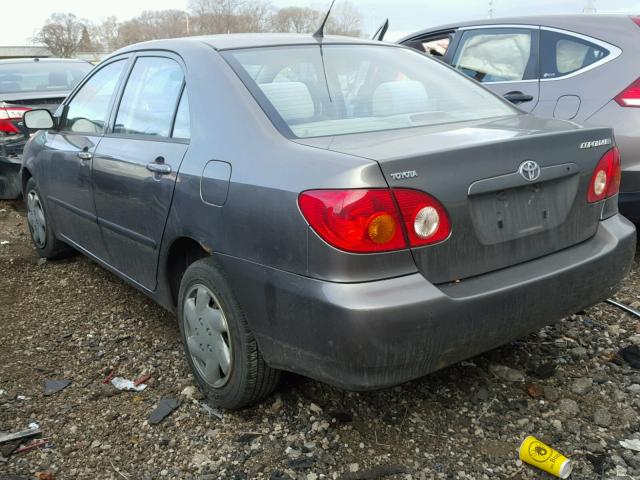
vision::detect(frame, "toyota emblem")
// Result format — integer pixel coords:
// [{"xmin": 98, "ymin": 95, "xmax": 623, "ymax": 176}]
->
[{"xmin": 518, "ymin": 160, "xmax": 541, "ymax": 182}]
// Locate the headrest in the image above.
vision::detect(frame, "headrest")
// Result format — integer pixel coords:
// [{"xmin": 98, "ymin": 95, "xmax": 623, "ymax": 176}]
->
[
  {"xmin": 260, "ymin": 82, "xmax": 314, "ymax": 123},
  {"xmin": 372, "ymin": 80, "xmax": 429, "ymax": 117}
]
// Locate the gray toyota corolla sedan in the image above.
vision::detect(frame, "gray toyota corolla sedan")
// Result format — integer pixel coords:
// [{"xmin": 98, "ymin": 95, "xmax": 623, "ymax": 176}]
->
[{"xmin": 20, "ymin": 34, "xmax": 636, "ymax": 409}]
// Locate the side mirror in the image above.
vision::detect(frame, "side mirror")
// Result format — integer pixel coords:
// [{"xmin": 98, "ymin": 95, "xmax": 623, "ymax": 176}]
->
[{"xmin": 23, "ymin": 109, "xmax": 55, "ymax": 130}]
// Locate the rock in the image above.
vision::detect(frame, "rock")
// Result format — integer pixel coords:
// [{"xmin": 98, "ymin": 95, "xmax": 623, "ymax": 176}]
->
[
  {"xmin": 558, "ymin": 398, "xmax": 580, "ymax": 418},
  {"xmin": 309, "ymin": 403, "xmax": 323, "ymax": 414},
  {"xmin": 489, "ymin": 364, "xmax": 525, "ymax": 382},
  {"xmin": 593, "ymin": 408, "xmax": 612, "ymax": 427},
  {"xmin": 543, "ymin": 386, "xmax": 560, "ymax": 402},
  {"xmin": 529, "ymin": 363, "xmax": 556, "ymax": 379},
  {"xmin": 627, "ymin": 384, "xmax": 640, "ymax": 393},
  {"xmin": 525, "ymin": 383, "xmax": 544, "ymax": 398},
  {"xmin": 180, "ymin": 385, "xmax": 197, "ymax": 400},
  {"xmin": 570, "ymin": 377, "xmax": 593, "ymax": 395},
  {"xmin": 339, "ymin": 464, "xmax": 409, "ymax": 480},
  {"xmin": 270, "ymin": 396, "xmax": 283, "ymax": 414},
  {"xmin": 570, "ymin": 346, "xmax": 588, "ymax": 358}
]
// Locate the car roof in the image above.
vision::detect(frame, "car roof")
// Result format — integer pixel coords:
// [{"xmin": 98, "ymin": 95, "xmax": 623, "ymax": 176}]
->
[
  {"xmin": 0, "ymin": 57, "xmax": 90, "ymax": 65},
  {"xmin": 400, "ymin": 14, "xmax": 635, "ymax": 42},
  {"xmin": 116, "ymin": 33, "xmax": 387, "ymax": 53}
]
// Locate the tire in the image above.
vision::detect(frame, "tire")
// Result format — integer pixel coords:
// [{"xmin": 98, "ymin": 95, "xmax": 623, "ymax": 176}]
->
[
  {"xmin": 24, "ymin": 178, "xmax": 73, "ymax": 259},
  {"xmin": 178, "ymin": 257, "xmax": 280, "ymax": 409}
]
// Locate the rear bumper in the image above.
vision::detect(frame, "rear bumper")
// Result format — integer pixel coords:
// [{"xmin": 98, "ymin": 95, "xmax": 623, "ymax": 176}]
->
[{"xmin": 219, "ymin": 214, "xmax": 636, "ymax": 390}]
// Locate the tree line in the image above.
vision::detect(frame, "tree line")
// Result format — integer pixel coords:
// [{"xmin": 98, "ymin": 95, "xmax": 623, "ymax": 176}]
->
[{"xmin": 32, "ymin": 0, "xmax": 363, "ymax": 57}]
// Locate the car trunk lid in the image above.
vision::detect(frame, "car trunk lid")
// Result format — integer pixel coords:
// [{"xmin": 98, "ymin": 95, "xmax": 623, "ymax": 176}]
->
[{"xmin": 296, "ymin": 115, "xmax": 613, "ymax": 284}]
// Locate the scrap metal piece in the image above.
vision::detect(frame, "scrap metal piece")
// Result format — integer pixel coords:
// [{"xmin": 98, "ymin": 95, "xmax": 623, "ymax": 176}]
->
[
  {"xmin": 0, "ymin": 428, "xmax": 42, "ymax": 445},
  {"xmin": 149, "ymin": 398, "xmax": 181, "ymax": 425},
  {"xmin": 606, "ymin": 299, "xmax": 640, "ymax": 318},
  {"xmin": 44, "ymin": 379, "xmax": 71, "ymax": 396}
]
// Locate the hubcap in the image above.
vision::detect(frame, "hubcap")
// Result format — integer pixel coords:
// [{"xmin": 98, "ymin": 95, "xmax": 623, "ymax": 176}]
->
[
  {"xmin": 26, "ymin": 190, "xmax": 46, "ymax": 248},
  {"xmin": 183, "ymin": 284, "xmax": 232, "ymax": 388}
]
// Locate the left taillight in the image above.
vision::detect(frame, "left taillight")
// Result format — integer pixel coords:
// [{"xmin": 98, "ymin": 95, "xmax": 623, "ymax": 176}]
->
[
  {"xmin": 587, "ymin": 147, "xmax": 621, "ymax": 203},
  {"xmin": 0, "ymin": 104, "xmax": 31, "ymax": 134},
  {"xmin": 298, "ymin": 188, "xmax": 451, "ymax": 253}
]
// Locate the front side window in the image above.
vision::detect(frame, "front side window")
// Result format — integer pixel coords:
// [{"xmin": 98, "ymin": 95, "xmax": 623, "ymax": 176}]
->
[
  {"xmin": 114, "ymin": 57, "xmax": 184, "ymax": 137},
  {"xmin": 224, "ymin": 44, "xmax": 515, "ymax": 138},
  {"xmin": 61, "ymin": 60, "xmax": 125, "ymax": 134},
  {"xmin": 452, "ymin": 28, "xmax": 534, "ymax": 82},
  {"xmin": 540, "ymin": 30, "xmax": 609, "ymax": 79}
]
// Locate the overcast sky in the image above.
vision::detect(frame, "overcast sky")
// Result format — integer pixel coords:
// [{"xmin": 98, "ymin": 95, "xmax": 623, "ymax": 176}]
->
[{"xmin": 2, "ymin": 0, "xmax": 640, "ymax": 45}]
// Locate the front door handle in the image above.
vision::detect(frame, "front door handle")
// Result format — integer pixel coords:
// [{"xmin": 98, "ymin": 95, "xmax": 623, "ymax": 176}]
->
[
  {"xmin": 77, "ymin": 150, "xmax": 92, "ymax": 161},
  {"xmin": 146, "ymin": 162, "xmax": 171, "ymax": 174},
  {"xmin": 503, "ymin": 91, "xmax": 534, "ymax": 104}
]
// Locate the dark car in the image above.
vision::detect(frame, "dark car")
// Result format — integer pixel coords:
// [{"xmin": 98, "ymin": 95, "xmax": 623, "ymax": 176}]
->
[
  {"xmin": 399, "ymin": 15, "xmax": 640, "ymax": 222},
  {"xmin": 20, "ymin": 34, "xmax": 635, "ymax": 409},
  {"xmin": 0, "ymin": 58, "xmax": 92, "ymax": 198}
]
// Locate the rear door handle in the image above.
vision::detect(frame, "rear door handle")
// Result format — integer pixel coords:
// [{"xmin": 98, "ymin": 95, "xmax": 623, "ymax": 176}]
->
[
  {"xmin": 77, "ymin": 151, "xmax": 92, "ymax": 161},
  {"xmin": 503, "ymin": 91, "xmax": 534, "ymax": 104},
  {"xmin": 146, "ymin": 162, "xmax": 172, "ymax": 174}
]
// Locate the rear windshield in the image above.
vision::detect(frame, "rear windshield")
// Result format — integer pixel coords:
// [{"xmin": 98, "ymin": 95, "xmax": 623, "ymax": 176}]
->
[
  {"xmin": 224, "ymin": 44, "xmax": 516, "ymax": 138},
  {"xmin": 0, "ymin": 62, "xmax": 92, "ymax": 95}
]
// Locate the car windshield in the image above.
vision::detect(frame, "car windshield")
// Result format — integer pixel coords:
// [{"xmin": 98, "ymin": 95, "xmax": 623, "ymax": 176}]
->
[
  {"xmin": 0, "ymin": 61, "xmax": 92, "ymax": 95},
  {"xmin": 224, "ymin": 44, "xmax": 516, "ymax": 138}
]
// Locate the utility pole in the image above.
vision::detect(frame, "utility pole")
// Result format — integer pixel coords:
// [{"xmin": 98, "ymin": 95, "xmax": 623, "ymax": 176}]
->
[
  {"xmin": 583, "ymin": 0, "xmax": 596, "ymax": 13},
  {"xmin": 488, "ymin": 0, "xmax": 495, "ymax": 18}
]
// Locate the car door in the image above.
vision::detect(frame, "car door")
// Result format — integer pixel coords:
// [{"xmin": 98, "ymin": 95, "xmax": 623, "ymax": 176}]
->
[
  {"xmin": 92, "ymin": 54, "xmax": 189, "ymax": 290},
  {"xmin": 449, "ymin": 26, "xmax": 541, "ymax": 113},
  {"xmin": 44, "ymin": 58, "xmax": 128, "ymax": 260}
]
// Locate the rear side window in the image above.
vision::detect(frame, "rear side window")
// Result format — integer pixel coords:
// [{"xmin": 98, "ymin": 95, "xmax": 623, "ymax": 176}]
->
[
  {"xmin": 452, "ymin": 28, "xmax": 534, "ymax": 82},
  {"xmin": 114, "ymin": 57, "xmax": 184, "ymax": 137},
  {"xmin": 61, "ymin": 59, "xmax": 125, "ymax": 134},
  {"xmin": 540, "ymin": 30, "xmax": 609, "ymax": 79}
]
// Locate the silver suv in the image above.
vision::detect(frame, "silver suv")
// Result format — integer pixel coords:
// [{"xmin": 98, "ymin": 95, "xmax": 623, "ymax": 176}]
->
[{"xmin": 401, "ymin": 14, "xmax": 640, "ymax": 221}]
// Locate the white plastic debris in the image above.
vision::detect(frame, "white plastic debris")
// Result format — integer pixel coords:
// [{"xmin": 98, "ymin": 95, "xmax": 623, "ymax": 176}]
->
[
  {"xmin": 0, "ymin": 241, "xmax": 9, "ymax": 245},
  {"xmin": 620, "ymin": 439, "xmax": 640, "ymax": 452},
  {"xmin": 28, "ymin": 422, "xmax": 39, "ymax": 430},
  {"xmin": 111, "ymin": 377, "xmax": 147, "ymax": 392}
]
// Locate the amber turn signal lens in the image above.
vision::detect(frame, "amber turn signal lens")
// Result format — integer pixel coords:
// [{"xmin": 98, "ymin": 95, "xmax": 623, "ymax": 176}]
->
[{"xmin": 367, "ymin": 213, "xmax": 397, "ymax": 244}]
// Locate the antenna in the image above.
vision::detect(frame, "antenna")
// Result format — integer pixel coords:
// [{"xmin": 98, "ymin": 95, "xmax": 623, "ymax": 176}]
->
[
  {"xmin": 313, "ymin": 0, "xmax": 337, "ymax": 39},
  {"xmin": 488, "ymin": 0, "xmax": 495, "ymax": 18},
  {"xmin": 372, "ymin": 19, "xmax": 389, "ymax": 41}
]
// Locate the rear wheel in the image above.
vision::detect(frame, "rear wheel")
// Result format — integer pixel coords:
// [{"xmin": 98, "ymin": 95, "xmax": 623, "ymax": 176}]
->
[
  {"xmin": 24, "ymin": 178, "xmax": 72, "ymax": 259},
  {"xmin": 178, "ymin": 257, "xmax": 280, "ymax": 409}
]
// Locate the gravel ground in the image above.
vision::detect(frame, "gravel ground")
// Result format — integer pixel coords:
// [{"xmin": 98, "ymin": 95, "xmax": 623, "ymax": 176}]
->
[{"xmin": 1, "ymin": 197, "xmax": 640, "ymax": 480}]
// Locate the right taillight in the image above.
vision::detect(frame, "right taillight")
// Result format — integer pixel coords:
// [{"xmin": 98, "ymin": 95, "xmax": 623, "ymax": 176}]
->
[
  {"xmin": 614, "ymin": 77, "xmax": 640, "ymax": 107},
  {"xmin": 392, "ymin": 188, "xmax": 451, "ymax": 247},
  {"xmin": 588, "ymin": 147, "xmax": 621, "ymax": 203},
  {"xmin": 298, "ymin": 188, "xmax": 451, "ymax": 253}
]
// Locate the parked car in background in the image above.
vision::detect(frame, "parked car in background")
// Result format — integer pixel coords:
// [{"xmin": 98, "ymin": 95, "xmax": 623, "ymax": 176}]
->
[
  {"xmin": 400, "ymin": 15, "xmax": 640, "ymax": 221},
  {"xmin": 0, "ymin": 58, "xmax": 92, "ymax": 198},
  {"xmin": 21, "ymin": 34, "xmax": 635, "ymax": 409}
]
